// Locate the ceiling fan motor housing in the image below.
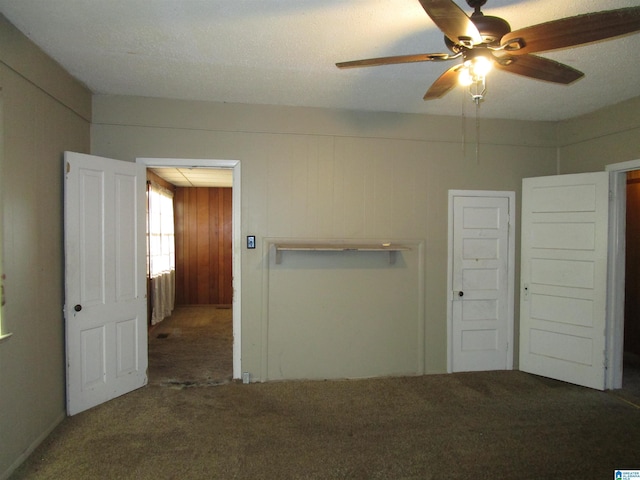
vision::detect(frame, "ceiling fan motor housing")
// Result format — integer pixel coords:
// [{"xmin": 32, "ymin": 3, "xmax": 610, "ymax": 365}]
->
[{"xmin": 445, "ymin": 13, "xmax": 511, "ymax": 52}]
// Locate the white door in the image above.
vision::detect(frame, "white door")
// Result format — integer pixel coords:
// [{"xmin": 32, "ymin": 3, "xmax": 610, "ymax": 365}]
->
[
  {"xmin": 64, "ymin": 152, "xmax": 147, "ymax": 415},
  {"xmin": 520, "ymin": 172, "xmax": 609, "ymax": 390},
  {"xmin": 449, "ymin": 191, "xmax": 514, "ymax": 372}
]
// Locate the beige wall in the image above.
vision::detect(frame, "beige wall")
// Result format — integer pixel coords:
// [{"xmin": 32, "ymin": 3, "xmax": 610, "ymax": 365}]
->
[
  {"xmin": 0, "ymin": 15, "xmax": 91, "ymax": 479},
  {"xmin": 558, "ymin": 96, "xmax": 640, "ymax": 174},
  {"xmin": 91, "ymin": 95, "xmax": 559, "ymax": 381}
]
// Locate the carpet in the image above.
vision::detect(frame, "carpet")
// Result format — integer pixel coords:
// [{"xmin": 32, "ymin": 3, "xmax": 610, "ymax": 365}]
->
[
  {"xmin": 10, "ymin": 371, "xmax": 640, "ymax": 479},
  {"xmin": 148, "ymin": 305, "xmax": 233, "ymax": 387},
  {"xmin": 10, "ymin": 306, "xmax": 640, "ymax": 479}
]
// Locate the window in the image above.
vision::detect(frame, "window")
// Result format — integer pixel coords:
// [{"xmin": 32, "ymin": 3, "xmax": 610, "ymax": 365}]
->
[
  {"xmin": 147, "ymin": 183, "xmax": 175, "ymax": 278},
  {"xmin": 147, "ymin": 182, "xmax": 176, "ymax": 325}
]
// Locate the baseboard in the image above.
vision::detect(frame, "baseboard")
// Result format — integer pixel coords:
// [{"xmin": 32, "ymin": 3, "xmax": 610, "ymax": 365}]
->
[{"xmin": 0, "ymin": 410, "xmax": 66, "ymax": 480}]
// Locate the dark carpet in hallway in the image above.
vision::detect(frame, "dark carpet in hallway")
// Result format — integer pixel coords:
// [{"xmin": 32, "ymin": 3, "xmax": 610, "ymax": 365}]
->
[{"xmin": 148, "ymin": 305, "xmax": 233, "ymax": 387}]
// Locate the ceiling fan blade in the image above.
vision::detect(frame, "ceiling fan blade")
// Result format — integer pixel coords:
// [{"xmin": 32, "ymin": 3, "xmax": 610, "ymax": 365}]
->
[
  {"xmin": 493, "ymin": 54, "xmax": 584, "ymax": 84},
  {"xmin": 418, "ymin": 0, "xmax": 482, "ymax": 47},
  {"xmin": 336, "ymin": 53, "xmax": 453, "ymax": 69},
  {"xmin": 424, "ymin": 64, "xmax": 462, "ymax": 100},
  {"xmin": 501, "ymin": 6, "xmax": 640, "ymax": 55}
]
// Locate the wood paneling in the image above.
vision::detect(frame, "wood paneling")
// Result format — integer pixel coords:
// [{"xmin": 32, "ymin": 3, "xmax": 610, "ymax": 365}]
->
[{"xmin": 175, "ymin": 187, "xmax": 232, "ymax": 305}]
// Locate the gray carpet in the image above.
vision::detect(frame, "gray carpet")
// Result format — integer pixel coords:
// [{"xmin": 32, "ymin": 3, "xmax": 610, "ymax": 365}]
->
[
  {"xmin": 10, "ymin": 370, "xmax": 640, "ymax": 479},
  {"xmin": 10, "ymin": 307, "xmax": 640, "ymax": 479}
]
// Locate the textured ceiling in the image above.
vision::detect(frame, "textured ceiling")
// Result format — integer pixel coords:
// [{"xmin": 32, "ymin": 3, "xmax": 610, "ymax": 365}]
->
[{"xmin": 1, "ymin": 0, "xmax": 639, "ymax": 121}]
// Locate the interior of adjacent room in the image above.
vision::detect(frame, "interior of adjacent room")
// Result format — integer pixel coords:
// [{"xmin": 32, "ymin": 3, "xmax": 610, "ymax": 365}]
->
[{"xmin": 146, "ymin": 167, "xmax": 234, "ymax": 387}]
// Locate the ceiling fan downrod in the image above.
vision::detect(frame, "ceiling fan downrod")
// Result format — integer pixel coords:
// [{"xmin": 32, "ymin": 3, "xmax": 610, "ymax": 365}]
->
[{"xmin": 466, "ymin": 0, "xmax": 487, "ymax": 16}]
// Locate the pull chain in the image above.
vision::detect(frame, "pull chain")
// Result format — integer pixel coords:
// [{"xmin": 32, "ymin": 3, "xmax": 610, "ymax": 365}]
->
[
  {"xmin": 475, "ymin": 100, "xmax": 480, "ymax": 165},
  {"xmin": 461, "ymin": 92, "xmax": 467, "ymax": 161}
]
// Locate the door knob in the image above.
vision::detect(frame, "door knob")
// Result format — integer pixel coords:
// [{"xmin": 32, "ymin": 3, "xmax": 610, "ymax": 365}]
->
[
  {"xmin": 458, "ymin": 291, "xmax": 464, "ymax": 297},
  {"xmin": 74, "ymin": 304, "xmax": 82, "ymax": 312}
]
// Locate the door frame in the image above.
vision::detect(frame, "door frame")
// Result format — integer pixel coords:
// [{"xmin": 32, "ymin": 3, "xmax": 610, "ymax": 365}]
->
[
  {"xmin": 137, "ymin": 157, "xmax": 242, "ymax": 380},
  {"xmin": 446, "ymin": 190, "xmax": 516, "ymax": 373},
  {"xmin": 606, "ymin": 158, "xmax": 640, "ymax": 390}
]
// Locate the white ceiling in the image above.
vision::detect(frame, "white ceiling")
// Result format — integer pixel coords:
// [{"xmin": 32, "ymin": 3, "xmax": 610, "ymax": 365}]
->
[
  {"xmin": 1, "ymin": 0, "xmax": 639, "ymax": 121},
  {"xmin": 150, "ymin": 167, "xmax": 232, "ymax": 187}
]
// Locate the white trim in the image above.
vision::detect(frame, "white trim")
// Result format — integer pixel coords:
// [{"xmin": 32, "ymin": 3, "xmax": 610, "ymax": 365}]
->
[
  {"xmin": 447, "ymin": 190, "xmax": 516, "ymax": 373},
  {"xmin": 606, "ymin": 159, "xmax": 640, "ymax": 174},
  {"xmin": 137, "ymin": 158, "xmax": 242, "ymax": 379},
  {"xmin": 605, "ymin": 159, "xmax": 640, "ymax": 389},
  {"xmin": 0, "ymin": 94, "xmax": 7, "ymax": 344},
  {"xmin": 447, "ymin": 194, "xmax": 454, "ymax": 373}
]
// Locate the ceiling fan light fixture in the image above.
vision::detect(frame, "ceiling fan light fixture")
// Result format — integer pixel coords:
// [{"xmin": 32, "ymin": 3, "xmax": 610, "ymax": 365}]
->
[
  {"xmin": 458, "ymin": 51, "xmax": 493, "ymax": 102},
  {"xmin": 468, "ymin": 76, "xmax": 487, "ymax": 105},
  {"xmin": 458, "ymin": 65, "xmax": 474, "ymax": 86},
  {"xmin": 472, "ymin": 54, "xmax": 493, "ymax": 77}
]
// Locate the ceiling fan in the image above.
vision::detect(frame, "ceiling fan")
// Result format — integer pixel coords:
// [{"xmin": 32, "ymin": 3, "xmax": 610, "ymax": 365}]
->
[{"xmin": 336, "ymin": 0, "xmax": 640, "ymax": 103}]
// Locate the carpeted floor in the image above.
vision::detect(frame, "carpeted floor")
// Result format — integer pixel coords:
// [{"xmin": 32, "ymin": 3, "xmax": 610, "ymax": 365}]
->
[
  {"xmin": 147, "ymin": 305, "xmax": 233, "ymax": 387},
  {"xmin": 9, "ymin": 307, "xmax": 640, "ymax": 479}
]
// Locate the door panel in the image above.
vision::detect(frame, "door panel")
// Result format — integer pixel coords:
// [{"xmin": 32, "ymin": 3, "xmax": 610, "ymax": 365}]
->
[
  {"xmin": 65, "ymin": 152, "xmax": 147, "ymax": 415},
  {"xmin": 450, "ymin": 193, "xmax": 513, "ymax": 372},
  {"xmin": 79, "ymin": 169, "xmax": 106, "ymax": 306},
  {"xmin": 520, "ymin": 172, "xmax": 608, "ymax": 390},
  {"xmin": 115, "ymin": 173, "xmax": 138, "ymax": 300}
]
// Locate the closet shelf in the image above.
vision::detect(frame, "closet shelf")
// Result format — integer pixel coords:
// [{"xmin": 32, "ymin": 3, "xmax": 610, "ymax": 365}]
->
[{"xmin": 273, "ymin": 243, "xmax": 410, "ymax": 265}]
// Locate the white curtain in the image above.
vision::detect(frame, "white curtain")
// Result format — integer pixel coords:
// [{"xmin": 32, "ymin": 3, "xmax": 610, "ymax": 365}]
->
[{"xmin": 148, "ymin": 182, "xmax": 175, "ymax": 325}]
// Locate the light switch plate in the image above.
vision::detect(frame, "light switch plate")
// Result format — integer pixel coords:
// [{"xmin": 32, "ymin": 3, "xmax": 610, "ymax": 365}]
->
[{"xmin": 247, "ymin": 236, "xmax": 256, "ymax": 249}]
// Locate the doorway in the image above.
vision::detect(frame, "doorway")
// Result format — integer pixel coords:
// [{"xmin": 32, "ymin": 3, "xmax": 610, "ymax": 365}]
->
[
  {"xmin": 137, "ymin": 157, "xmax": 241, "ymax": 380},
  {"xmin": 606, "ymin": 159, "xmax": 640, "ymax": 391},
  {"xmin": 623, "ymin": 170, "xmax": 640, "ymax": 396}
]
